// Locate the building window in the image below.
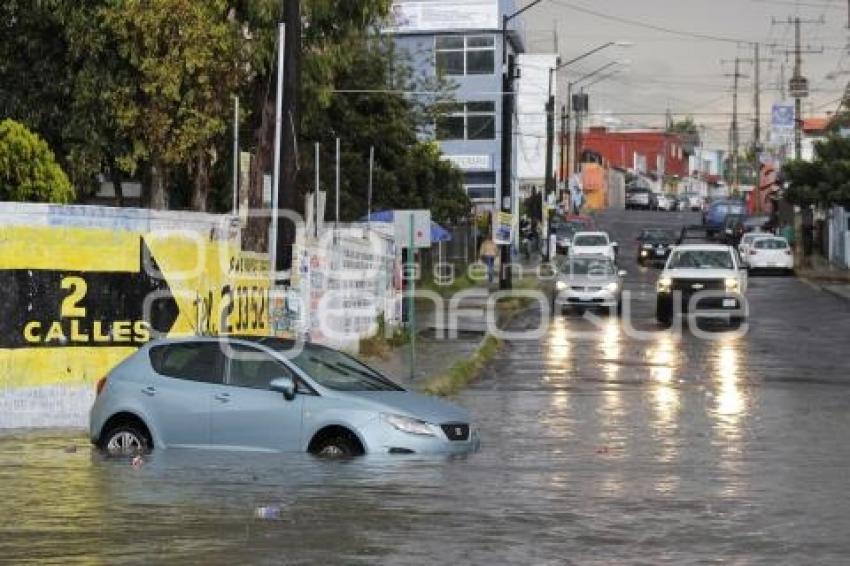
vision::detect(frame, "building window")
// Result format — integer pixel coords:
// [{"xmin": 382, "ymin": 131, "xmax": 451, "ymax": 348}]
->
[
  {"xmin": 466, "ymin": 185, "xmax": 496, "ymax": 200},
  {"xmin": 436, "ymin": 35, "xmax": 495, "ymax": 76},
  {"xmin": 436, "ymin": 101, "xmax": 495, "ymax": 141}
]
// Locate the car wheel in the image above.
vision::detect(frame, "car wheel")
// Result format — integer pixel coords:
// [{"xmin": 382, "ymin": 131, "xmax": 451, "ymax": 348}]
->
[
  {"xmin": 656, "ymin": 296, "xmax": 672, "ymax": 327},
  {"xmin": 312, "ymin": 435, "xmax": 360, "ymax": 458},
  {"xmin": 101, "ymin": 424, "xmax": 150, "ymax": 455}
]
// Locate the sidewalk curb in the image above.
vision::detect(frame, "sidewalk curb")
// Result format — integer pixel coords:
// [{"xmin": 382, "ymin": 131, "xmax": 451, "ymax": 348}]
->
[
  {"xmin": 417, "ymin": 291, "xmax": 541, "ymax": 397},
  {"xmin": 800, "ymin": 277, "xmax": 850, "ymax": 304}
]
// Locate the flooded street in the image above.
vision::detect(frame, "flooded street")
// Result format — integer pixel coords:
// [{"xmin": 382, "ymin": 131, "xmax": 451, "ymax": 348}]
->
[{"xmin": 3, "ymin": 210, "xmax": 850, "ymax": 564}]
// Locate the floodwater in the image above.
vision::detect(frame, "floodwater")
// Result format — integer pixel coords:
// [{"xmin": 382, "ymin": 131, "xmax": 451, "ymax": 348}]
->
[{"xmin": 2, "ymin": 209, "xmax": 850, "ymax": 564}]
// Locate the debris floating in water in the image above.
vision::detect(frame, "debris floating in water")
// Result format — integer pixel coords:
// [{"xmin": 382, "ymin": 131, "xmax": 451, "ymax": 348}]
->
[
  {"xmin": 254, "ymin": 506, "xmax": 281, "ymax": 520},
  {"xmin": 131, "ymin": 455, "xmax": 144, "ymax": 469},
  {"xmin": 63, "ymin": 445, "xmax": 77, "ymax": 453}
]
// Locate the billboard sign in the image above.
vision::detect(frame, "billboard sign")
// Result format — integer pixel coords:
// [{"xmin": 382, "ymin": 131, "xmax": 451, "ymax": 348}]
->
[
  {"xmin": 771, "ymin": 103, "xmax": 795, "ymax": 130},
  {"xmin": 385, "ymin": 1, "xmax": 498, "ymax": 33}
]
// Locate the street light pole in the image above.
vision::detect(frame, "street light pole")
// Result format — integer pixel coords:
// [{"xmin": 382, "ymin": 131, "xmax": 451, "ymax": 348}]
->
[{"xmin": 499, "ymin": 0, "xmax": 545, "ymax": 290}]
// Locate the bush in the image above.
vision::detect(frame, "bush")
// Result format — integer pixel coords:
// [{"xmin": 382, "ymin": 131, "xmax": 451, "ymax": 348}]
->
[{"xmin": 0, "ymin": 119, "xmax": 74, "ymax": 203}]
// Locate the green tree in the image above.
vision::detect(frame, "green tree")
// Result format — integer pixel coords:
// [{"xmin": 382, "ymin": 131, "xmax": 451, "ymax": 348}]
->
[
  {"xmin": 784, "ymin": 135, "xmax": 850, "ymax": 208},
  {"xmin": 100, "ymin": 0, "xmax": 244, "ymax": 210},
  {"xmin": 0, "ymin": 119, "xmax": 74, "ymax": 203}
]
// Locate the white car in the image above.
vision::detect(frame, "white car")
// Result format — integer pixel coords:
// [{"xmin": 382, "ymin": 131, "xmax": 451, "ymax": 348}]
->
[
  {"xmin": 654, "ymin": 193, "xmax": 676, "ymax": 211},
  {"xmin": 569, "ymin": 231, "xmax": 618, "ymax": 261},
  {"xmin": 656, "ymin": 244, "xmax": 748, "ymax": 326},
  {"xmin": 737, "ymin": 231, "xmax": 770, "ymax": 265},
  {"xmin": 746, "ymin": 236, "xmax": 794, "ymax": 273}
]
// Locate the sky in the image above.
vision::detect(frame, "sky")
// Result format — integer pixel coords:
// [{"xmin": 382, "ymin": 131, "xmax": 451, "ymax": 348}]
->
[{"xmin": 519, "ymin": 0, "xmax": 850, "ymax": 149}]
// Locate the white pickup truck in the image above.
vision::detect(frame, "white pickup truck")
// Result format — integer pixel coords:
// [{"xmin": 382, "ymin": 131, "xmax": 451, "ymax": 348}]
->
[{"xmin": 655, "ymin": 244, "xmax": 748, "ymax": 326}]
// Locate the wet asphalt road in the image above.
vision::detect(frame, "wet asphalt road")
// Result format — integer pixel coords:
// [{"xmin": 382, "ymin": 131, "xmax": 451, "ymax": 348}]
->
[{"xmin": 3, "ymin": 209, "xmax": 850, "ymax": 564}]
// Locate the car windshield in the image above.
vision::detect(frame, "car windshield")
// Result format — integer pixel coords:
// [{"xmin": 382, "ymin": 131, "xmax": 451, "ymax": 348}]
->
[
  {"xmin": 556, "ymin": 224, "xmax": 578, "ymax": 237},
  {"xmin": 754, "ymin": 238, "xmax": 788, "ymax": 250},
  {"xmin": 641, "ymin": 229, "xmax": 676, "ymax": 242},
  {"xmin": 573, "ymin": 235, "xmax": 608, "ymax": 246},
  {"xmin": 561, "ymin": 258, "xmax": 615, "ymax": 275},
  {"xmin": 669, "ymin": 250, "xmax": 734, "ymax": 269},
  {"xmin": 259, "ymin": 339, "xmax": 404, "ymax": 391},
  {"xmin": 742, "ymin": 233, "xmax": 765, "ymax": 244}
]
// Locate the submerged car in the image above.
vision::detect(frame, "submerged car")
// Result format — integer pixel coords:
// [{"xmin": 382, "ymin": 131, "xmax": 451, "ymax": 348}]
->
[
  {"xmin": 90, "ymin": 337, "xmax": 480, "ymax": 457},
  {"xmin": 553, "ymin": 256, "xmax": 626, "ymax": 314}
]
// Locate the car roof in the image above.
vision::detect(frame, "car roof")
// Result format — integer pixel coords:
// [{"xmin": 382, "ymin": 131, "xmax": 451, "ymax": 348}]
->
[
  {"xmin": 673, "ymin": 244, "xmax": 733, "ymax": 251},
  {"xmin": 573, "ymin": 231, "xmax": 608, "ymax": 237},
  {"xmin": 565, "ymin": 253, "xmax": 613, "ymax": 260}
]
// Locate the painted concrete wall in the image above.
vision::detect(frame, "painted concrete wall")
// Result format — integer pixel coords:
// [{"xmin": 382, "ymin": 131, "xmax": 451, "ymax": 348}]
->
[{"xmin": 0, "ymin": 203, "xmax": 269, "ymax": 428}]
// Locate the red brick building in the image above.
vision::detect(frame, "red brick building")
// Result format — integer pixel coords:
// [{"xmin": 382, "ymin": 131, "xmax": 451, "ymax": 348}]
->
[{"xmin": 576, "ymin": 127, "xmax": 691, "ymax": 178}]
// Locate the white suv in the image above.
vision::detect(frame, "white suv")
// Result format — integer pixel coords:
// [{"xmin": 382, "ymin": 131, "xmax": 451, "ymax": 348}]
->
[
  {"xmin": 569, "ymin": 231, "xmax": 618, "ymax": 261},
  {"xmin": 655, "ymin": 244, "xmax": 748, "ymax": 326}
]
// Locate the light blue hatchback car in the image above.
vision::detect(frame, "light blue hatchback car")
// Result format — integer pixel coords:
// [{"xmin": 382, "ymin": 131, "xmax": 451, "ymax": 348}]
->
[{"xmin": 90, "ymin": 336, "xmax": 480, "ymax": 457}]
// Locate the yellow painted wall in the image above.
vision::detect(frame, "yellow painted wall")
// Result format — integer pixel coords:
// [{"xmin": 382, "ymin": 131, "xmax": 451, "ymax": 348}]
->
[{"xmin": 0, "ymin": 224, "xmax": 269, "ymax": 389}]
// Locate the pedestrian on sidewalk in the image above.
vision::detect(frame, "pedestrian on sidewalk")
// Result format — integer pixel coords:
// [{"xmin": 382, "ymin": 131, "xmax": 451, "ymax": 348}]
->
[{"xmin": 479, "ymin": 237, "xmax": 498, "ymax": 284}]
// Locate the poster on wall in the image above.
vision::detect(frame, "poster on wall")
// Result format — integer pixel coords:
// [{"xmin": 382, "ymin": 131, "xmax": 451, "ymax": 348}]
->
[
  {"xmin": 384, "ymin": 1, "xmax": 498, "ymax": 33},
  {"xmin": 493, "ymin": 211, "xmax": 513, "ymax": 245}
]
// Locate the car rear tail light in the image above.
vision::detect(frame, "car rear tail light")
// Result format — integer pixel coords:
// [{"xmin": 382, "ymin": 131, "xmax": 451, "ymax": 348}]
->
[{"xmin": 95, "ymin": 376, "xmax": 107, "ymax": 397}]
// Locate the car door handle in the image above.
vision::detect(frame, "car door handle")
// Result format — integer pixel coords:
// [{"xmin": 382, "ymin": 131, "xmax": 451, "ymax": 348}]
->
[
  {"xmin": 214, "ymin": 393, "xmax": 231, "ymax": 403},
  {"xmin": 142, "ymin": 386, "xmax": 156, "ymax": 396}
]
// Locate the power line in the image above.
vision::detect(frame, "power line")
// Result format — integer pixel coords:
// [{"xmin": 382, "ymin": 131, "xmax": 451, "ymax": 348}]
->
[{"xmin": 548, "ymin": 0, "xmax": 752, "ymax": 44}]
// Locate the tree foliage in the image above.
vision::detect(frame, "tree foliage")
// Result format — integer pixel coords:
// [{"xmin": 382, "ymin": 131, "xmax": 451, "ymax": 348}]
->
[
  {"xmin": 0, "ymin": 119, "xmax": 73, "ymax": 203},
  {"xmin": 0, "ymin": 0, "xmax": 469, "ymax": 222},
  {"xmin": 783, "ymin": 135, "xmax": 850, "ymax": 208}
]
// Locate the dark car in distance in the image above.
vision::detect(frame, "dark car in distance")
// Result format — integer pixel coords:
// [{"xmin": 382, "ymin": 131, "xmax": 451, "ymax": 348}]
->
[{"xmin": 636, "ymin": 228, "xmax": 678, "ymax": 265}]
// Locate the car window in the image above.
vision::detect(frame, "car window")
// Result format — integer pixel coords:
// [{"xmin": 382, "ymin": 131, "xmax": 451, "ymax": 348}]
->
[
  {"xmin": 573, "ymin": 235, "xmax": 608, "ymax": 246},
  {"xmin": 668, "ymin": 250, "xmax": 734, "ymax": 270},
  {"xmin": 149, "ymin": 342, "xmax": 225, "ymax": 384},
  {"xmin": 561, "ymin": 258, "xmax": 615, "ymax": 275},
  {"xmin": 754, "ymin": 238, "xmax": 788, "ymax": 250},
  {"xmin": 227, "ymin": 344, "xmax": 294, "ymax": 390},
  {"xmin": 641, "ymin": 229, "xmax": 676, "ymax": 242},
  {"xmin": 287, "ymin": 345, "xmax": 404, "ymax": 392}
]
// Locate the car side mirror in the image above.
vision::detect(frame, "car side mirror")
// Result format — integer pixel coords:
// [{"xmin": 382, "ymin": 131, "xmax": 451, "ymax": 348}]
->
[
  {"xmin": 270, "ymin": 376, "xmax": 297, "ymax": 401},
  {"xmin": 618, "ymin": 270, "xmax": 628, "ymax": 277}
]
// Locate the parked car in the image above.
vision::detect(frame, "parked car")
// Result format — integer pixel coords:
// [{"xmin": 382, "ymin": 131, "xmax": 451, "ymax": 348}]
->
[
  {"xmin": 720, "ymin": 213, "xmax": 747, "ymax": 245},
  {"xmin": 90, "ymin": 337, "xmax": 480, "ymax": 457},
  {"xmin": 679, "ymin": 192, "xmax": 703, "ymax": 211},
  {"xmin": 626, "ymin": 187, "xmax": 652, "ymax": 210},
  {"xmin": 654, "ymin": 193, "xmax": 677, "ymax": 212},
  {"xmin": 678, "ymin": 224, "xmax": 712, "ymax": 244},
  {"xmin": 738, "ymin": 231, "xmax": 770, "ymax": 265},
  {"xmin": 746, "ymin": 236, "xmax": 794, "ymax": 274},
  {"xmin": 553, "ymin": 255, "xmax": 626, "ymax": 315},
  {"xmin": 656, "ymin": 244, "xmax": 748, "ymax": 327},
  {"xmin": 564, "ymin": 214, "xmax": 597, "ymax": 231},
  {"xmin": 637, "ymin": 228, "xmax": 678, "ymax": 265},
  {"xmin": 741, "ymin": 215, "xmax": 772, "ymax": 234},
  {"xmin": 704, "ymin": 199, "xmax": 747, "ymax": 237},
  {"xmin": 554, "ymin": 222, "xmax": 581, "ymax": 255},
  {"xmin": 568, "ymin": 231, "xmax": 618, "ymax": 261}
]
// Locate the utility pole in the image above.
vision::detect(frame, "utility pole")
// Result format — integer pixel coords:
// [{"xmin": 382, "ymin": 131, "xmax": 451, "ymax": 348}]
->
[
  {"xmin": 544, "ymin": 66, "xmax": 557, "ymax": 220},
  {"xmin": 277, "ymin": 0, "xmax": 301, "ymax": 276},
  {"xmin": 771, "ymin": 16, "xmax": 823, "ymax": 160},
  {"xmin": 727, "ymin": 45, "xmax": 774, "ymax": 210},
  {"xmin": 722, "ymin": 57, "xmax": 746, "ymax": 193}
]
